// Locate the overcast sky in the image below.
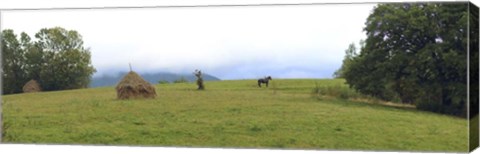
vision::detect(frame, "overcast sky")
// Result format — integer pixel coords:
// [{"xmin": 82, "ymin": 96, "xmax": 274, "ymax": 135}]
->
[{"xmin": 1, "ymin": 3, "xmax": 376, "ymax": 80}]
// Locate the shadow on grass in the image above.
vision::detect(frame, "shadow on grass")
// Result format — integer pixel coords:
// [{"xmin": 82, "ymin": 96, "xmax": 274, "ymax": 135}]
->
[{"xmin": 312, "ymin": 93, "xmax": 466, "ymax": 119}]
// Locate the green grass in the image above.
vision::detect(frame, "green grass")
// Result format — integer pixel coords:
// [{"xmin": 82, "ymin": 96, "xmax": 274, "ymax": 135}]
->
[{"xmin": 2, "ymin": 79, "xmax": 468, "ymax": 152}]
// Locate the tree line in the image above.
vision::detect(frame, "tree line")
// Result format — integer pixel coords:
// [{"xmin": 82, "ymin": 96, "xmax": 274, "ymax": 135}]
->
[
  {"xmin": 1, "ymin": 27, "xmax": 96, "ymax": 94},
  {"xmin": 335, "ymin": 3, "xmax": 478, "ymax": 117}
]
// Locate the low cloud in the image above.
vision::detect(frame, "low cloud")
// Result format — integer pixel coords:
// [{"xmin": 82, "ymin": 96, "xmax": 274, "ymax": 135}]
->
[{"xmin": 2, "ymin": 4, "xmax": 375, "ymax": 80}]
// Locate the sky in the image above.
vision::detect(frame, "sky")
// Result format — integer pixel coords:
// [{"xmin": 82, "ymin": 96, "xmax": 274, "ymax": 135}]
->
[
  {"xmin": 1, "ymin": 1, "xmax": 478, "ymax": 154},
  {"xmin": 1, "ymin": 3, "xmax": 377, "ymax": 80}
]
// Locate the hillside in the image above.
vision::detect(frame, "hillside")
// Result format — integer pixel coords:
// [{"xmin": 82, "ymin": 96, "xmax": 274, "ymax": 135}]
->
[
  {"xmin": 2, "ymin": 79, "xmax": 468, "ymax": 152},
  {"xmin": 90, "ymin": 72, "xmax": 221, "ymax": 88}
]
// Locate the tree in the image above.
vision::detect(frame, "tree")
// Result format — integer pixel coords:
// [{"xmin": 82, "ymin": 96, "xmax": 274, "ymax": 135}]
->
[
  {"xmin": 34, "ymin": 27, "xmax": 96, "ymax": 91},
  {"xmin": 1, "ymin": 30, "xmax": 28, "ymax": 94},
  {"xmin": 21, "ymin": 32, "xmax": 44, "ymax": 81},
  {"xmin": 343, "ymin": 3, "xmax": 469, "ymax": 117},
  {"xmin": 1, "ymin": 27, "xmax": 96, "ymax": 94},
  {"xmin": 333, "ymin": 43, "xmax": 358, "ymax": 78}
]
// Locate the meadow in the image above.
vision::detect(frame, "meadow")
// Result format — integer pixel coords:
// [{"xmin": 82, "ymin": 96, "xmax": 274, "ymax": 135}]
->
[{"xmin": 1, "ymin": 79, "xmax": 469, "ymax": 152}]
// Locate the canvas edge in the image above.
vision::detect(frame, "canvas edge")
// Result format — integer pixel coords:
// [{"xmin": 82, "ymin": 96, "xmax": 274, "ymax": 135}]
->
[
  {"xmin": 0, "ymin": 1, "xmax": 476, "ymax": 153},
  {"xmin": 469, "ymin": 1, "xmax": 480, "ymax": 152}
]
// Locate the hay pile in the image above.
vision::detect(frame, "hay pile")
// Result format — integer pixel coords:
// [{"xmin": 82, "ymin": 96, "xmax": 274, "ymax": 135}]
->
[
  {"xmin": 115, "ymin": 71, "xmax": 157, "ymax": 99},
  {"xmin": 23, "ymin": 79, "xmax": 41, "ymax": 93}
]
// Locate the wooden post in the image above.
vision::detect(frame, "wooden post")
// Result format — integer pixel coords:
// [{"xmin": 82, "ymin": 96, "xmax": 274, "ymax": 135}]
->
[{"xmin": 129, "ymin": 63, "xmax": 132, "ymax": 72}]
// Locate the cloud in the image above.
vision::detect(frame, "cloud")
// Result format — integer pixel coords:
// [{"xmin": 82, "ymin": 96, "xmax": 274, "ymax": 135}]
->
[{"xmin": 2, "ymin": 4, "xmax": 376, "ymax": 79}]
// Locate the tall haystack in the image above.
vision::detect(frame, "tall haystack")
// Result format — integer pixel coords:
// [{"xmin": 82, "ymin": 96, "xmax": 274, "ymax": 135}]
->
[
  {"xmin": 116, "ymin": 71, "xmax": 157, "ymax": 99},
  {"xmin": 23, "ymin": 79, "xmax": 41, "ymax": 93}
]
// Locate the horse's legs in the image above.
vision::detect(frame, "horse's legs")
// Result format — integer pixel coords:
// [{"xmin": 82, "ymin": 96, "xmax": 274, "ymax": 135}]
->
[
  {"xmin": 266, "ymin": 82, "xmax": 269, "ymax": 87},
  {"xmin": 258, "ymin": 81, "xmax": 261, "ymax": 87}
]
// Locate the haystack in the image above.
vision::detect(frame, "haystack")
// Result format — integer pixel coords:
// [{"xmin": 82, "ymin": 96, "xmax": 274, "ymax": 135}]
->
[
  {"xmin": 23, "ymin": 79, "xmax": 41, "ymax": 93},
  {"xmin": 115, "ymin": 71, "xmax": 157, "ymax": 99}
]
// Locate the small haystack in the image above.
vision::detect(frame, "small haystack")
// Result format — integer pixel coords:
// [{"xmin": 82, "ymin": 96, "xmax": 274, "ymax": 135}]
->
[
  {"xmin": 115, "ymin": 71, "xmax": 157, "ymax": 99},
  {"xmin": 23, "ymin": 79, "xmax": 41, "ymax": 93}
]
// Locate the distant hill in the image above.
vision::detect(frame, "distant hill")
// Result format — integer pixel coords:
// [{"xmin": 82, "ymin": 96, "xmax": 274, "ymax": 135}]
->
[{"xmin": 89, "ymin": 72, "xmax": 221, "ymax": 88}]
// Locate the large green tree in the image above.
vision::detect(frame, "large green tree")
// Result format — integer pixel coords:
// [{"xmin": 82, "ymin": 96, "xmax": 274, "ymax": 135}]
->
[
  {"xmin": 1, "ymin": 27, "xmax": 96, "ymax": 94},
  {"xmin": 1, "ymin": 30, "xmax": 29, "ymax": 94},
  {"xmin": 34, "ymin": 27, "xmax": 96, "ymax": 91},
  {"xmin": 344, "ymin": 3, "xmax": 469, "ymax": 117},
  {"xmin": 22, "ymin": 35, "xmax": 43, "ymax": 82}
]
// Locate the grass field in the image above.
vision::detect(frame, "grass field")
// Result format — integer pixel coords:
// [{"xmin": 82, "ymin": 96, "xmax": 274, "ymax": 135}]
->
[{"xmin": 2, "ymin": 79, "xmax": 469, "ymax": 152}]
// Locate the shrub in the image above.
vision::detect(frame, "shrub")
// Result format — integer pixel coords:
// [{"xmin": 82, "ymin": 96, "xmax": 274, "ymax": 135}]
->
[
  {"xmin": 158, "ymin": 80, "xmax": 170, "ymax": 84},
  {"xmin": 312, "ymin": 83, "xmax": 362, "ymax": 100},
  {"xmin": 173, "ymin": 76, "xmax": 188, "ymax": 83}
]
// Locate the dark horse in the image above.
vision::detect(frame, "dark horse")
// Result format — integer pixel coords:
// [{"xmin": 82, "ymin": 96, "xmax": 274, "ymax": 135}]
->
[{"xmin": 258, "ymin": 76, "xmax": 272, "ymax": 87}]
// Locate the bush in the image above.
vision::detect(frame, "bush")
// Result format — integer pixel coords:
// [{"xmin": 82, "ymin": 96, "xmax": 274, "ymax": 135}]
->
[
  {"xmin": 415, "ymin": 91, "xmax": 467, "ymax": 117},
  {"xmin": 158, "ymin": 80, "xmax": 170, "ymax": 84},
  {"xmin": 312, "ymin": 83, "xmax": 362, "ymax": 100},
  {"xmin": 173, "ymin": 76, "xmax": 188, "ymax": 83}
]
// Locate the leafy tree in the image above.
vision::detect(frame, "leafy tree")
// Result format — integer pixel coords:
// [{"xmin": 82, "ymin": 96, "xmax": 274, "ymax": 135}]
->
[
  {"xmin": 344, "ymin": 3, "xmax": 469, "ymax": 117},
  {"xmin": 333, "ymin": 43, "xmax": 358, "ymax": 78},
  {"xmin": 1, "ymin": 30, "xmax": 29, "ymax": 94},
  {"xmin": 34, "ymin": 27, "xmax": 96, "ymax": 91},
  {"xmin": 1, "ymin": 27, "xmax": 96, "ymax": 94},
  {"xmin": 21, "ymin": 32, "xmax": 43, "ymax": 81}
]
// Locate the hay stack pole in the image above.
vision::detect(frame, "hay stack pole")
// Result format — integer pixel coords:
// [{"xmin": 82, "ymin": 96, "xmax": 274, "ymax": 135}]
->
[
  {"xmin": 115, "ymin": 65, "xmax": 157, "ymax": 99},
  {"xmin": 129, "ymin": 63, "xmax": 132, "ymax": 72}
]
